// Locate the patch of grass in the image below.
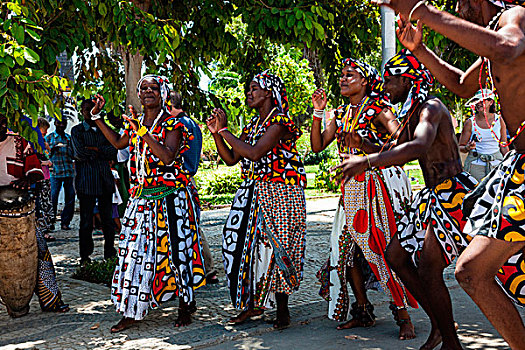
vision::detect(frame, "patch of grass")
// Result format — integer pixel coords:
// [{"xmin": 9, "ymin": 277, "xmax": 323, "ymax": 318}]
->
[{"xmin": 72, "ymin": 257, "xmax": 118, "ymax": 287}]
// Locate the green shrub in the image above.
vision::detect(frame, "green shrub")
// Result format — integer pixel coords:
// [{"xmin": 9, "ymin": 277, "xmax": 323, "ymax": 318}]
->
[
  {"xmin": 204, "ymin": 170, "xmax": 243, "ymax": 195},
  {"xmin": 303, "ymin": 148, "xmax": 333, "ymax": 165},
  {"xmin": 314, "ymin": 158, "xmax": 340, "ymax": 192},
  {"xmin": 72, "ymin": 257, "xmax": 118, "ymax": 287}
]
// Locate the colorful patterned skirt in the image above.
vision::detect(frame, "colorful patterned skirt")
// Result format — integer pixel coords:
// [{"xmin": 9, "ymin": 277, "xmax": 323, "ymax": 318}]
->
[
  {"xmin": 318, "ymin": 166, "xmax": 417, "ymax": 322},
  {"xmin": 111, "ymin": 187, "xmax": 205, "ymax": 320},
  {"xmin": 463, "ymin": 151, "xmax": 525, "ymax": 306},
  {"xmin": 397, "ymin": 171, "xmax": 478, "ymax": 267},
  {"xmin": 35, "ymin": 217, "xmax": 67, "ymax": 311},
  {"xmin": 223, "ymin": 179, "xmax": 306, "ymax": 310}
]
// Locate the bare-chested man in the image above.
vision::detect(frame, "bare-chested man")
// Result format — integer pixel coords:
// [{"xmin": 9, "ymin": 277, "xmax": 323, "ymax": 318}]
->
[
  {"xmin": 335, "ymin": 50, "xmax": 478, "ymax": 350},
  {"xmin": 374, "ymin": 0, "xmax": 525, "ymax": 348}
]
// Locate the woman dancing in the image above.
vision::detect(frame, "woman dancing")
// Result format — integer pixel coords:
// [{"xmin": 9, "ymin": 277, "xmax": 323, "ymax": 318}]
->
[{"xmin": 207, "ymin": 71, "xmax": 307, "ymax": 329}]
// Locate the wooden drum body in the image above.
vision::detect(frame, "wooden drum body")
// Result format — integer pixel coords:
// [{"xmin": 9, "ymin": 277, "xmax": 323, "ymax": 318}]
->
[{"xmin": 0, "ymin": 187, "xmax": 38, "ymax": 318}]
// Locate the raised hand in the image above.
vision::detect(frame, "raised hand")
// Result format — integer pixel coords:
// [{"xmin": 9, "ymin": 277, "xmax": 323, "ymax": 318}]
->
[
  {"xmin": 213, "ymin": 108, "xmax": 228, "ymax": 130},
  {"xmin": 206, "ymin": 115, "xmax": 219, "ymax": 134},
  {"xmin": 91, "ymin": 94, "xmax": 106, "ymax": 115},
  {"xmin": 122, "ymin": 105, "xmax": 140, "ymax": 131},
  {"xmin": 312, "ymin": 88, "xmax": 327, "ymax": 110},
  {"xmin": 397, "ymin": 16, "xmax": 424, "ymax": 52}
]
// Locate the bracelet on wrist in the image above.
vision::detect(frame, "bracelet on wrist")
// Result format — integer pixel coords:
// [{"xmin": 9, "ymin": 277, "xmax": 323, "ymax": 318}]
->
[
  {"xmin": 409, "ymin": 0, "xmax": 428, "ymax": 22},
  {"xmin": 313, "ymin": 109, "xmax": 325, "ymax": 121},
  {"xmin": 218, "ymin": 127, "xmax": 228, "ymax": 134},
  {"xmin": 90, "ymin": 107, "xmax": 102, "ymax": 121}
]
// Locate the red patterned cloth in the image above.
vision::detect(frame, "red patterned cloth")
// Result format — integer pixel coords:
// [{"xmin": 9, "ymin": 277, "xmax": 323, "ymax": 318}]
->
[
  {"xmin": 124, "ymin": 115, "xmax": 192, "ymax": 193},
  {"xmin": 240, "ymin": 111, "xmax": 306, "ymax": 188}
]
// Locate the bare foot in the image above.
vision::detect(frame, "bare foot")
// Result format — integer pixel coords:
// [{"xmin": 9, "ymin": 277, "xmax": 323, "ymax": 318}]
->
[
  {"xmin": 419, "ymin": 328, "xmax": 442, "ymax": 350},
  {"xmin": 336, "ymin": 318, "xmax": 375, "ymax": 330},
  {"xmin": 110, "ymin": 317, "xmax": 137, "ymax": 333},
  {"xmin": 175, "ymin": 307, "xmax": 192, "ymax": 327},
  {"xmin": 398, "ymin": 319, "xmax": 416, "ymax": 340},
  {"xmin": 273, "ymin": 308, "xmax": 291, "ymax": 330},
  {"xmin": 229, "ymin": 308, "xmax": 264, "ymax": 324}
]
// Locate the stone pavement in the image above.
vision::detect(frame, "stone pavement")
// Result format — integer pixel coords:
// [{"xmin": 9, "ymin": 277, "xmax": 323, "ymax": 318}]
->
[{"xmin": 1, "ymin": 197, "xmax": 523, "ymax": 350}]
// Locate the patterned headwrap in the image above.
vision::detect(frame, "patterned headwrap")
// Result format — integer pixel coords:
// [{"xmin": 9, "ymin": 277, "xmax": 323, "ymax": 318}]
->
[
  {"xmin": 136, "ymin": 74, "xmax": 171, "ymax": 113},
  {"xmin": 252, "ymin": 71, "xmax": 289, "ymax": 117},
  {"xmin": 341, "ymin": 57, "xmax": 384, "ymax": 100},
  {"xmin": 336, "ymin": 57, "xmax": 393, "ymax": 155},
  {"xmin": 383, "ymin": 49, "xmax": 434, "ymax": 121},
  {"xmin": 488, "ymin": 0, "xmax": 524, "ymax": 8}
]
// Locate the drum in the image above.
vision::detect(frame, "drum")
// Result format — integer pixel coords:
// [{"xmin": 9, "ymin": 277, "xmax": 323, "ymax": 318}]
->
[{"xmin": 0, "ymin": 186, "xmax": 38, "ymax": 317}]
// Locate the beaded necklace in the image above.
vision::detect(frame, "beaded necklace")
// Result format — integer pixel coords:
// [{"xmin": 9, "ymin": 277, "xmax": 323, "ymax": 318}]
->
[
  {"xmin": 471, "ymin": 113, "xmax": 499, "ymax": 142},
  {"xmin": 247, "ymin": 107, "xmax": 277, "ymax": 178},
  {"xmin": 340, "ymin": 96, "xmax": 369, "ymax": 154},
  {"xmin": 133, "ymin": 110, "xmax": 164, "ymax": 197}
]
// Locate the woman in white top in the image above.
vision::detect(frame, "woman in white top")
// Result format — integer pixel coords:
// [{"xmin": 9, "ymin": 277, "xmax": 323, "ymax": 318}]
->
[{"xmin": 459, "ymin": 89, "xmax": 509, "ymax": 181}]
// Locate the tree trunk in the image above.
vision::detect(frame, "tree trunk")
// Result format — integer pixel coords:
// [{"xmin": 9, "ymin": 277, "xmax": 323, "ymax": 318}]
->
[
  {"xmin": 120, "ymin": 48, "xmax": 143, "ymax": 112},
  {"xmin": 303, "ymin": 44, "xmax": 325, "ymax": 87},
  {"xmin": 120, "ymin": 0, "xmax": 151, "ymax": 112}
]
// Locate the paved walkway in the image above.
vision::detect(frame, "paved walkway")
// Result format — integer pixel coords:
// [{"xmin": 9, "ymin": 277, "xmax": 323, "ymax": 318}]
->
[{"xmin": 1, "ymin": 197, "xmax": 523, "ymax": 350}]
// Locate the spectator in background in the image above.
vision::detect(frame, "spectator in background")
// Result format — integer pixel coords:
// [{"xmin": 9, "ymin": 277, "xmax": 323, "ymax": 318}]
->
[
  {"xmin": 36, "ymin": 117, "xmax": 55, "ymax": 241},
  {"xmin": 46, "ymin": 117, "xmax": 76, "ymax": 231},
  {"xmin": 458, "ymin": 89, "xmax": 509, "ymax": 182},
  {"xmin": 168, "ymin": 91, "xmax": 219, "ymax": 284},
  {"xmin": 71, "ymin": 99, "xmax": 117, "ymax": 265}
]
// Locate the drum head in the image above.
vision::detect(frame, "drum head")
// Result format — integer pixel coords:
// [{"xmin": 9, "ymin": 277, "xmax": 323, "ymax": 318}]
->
[{"xmin": 0, "ymin": 186, "xmax": 31, "ymax": 211}]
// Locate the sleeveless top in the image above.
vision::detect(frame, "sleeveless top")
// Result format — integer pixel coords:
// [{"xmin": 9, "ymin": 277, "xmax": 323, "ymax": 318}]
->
[
  {"xmin": 240, "ymin": 111, "xmax": 307, "ymax": 188},
  {"xmin": 471, "ymin": 115, "xmax": 501, "ymax": 155},
  {"xmin": 124, "ymin": 114, "xmax": 192, "ymax": 194}
]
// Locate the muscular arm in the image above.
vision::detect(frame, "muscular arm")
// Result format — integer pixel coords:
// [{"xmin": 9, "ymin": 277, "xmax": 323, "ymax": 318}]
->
[
  {"xmin": 310, "ymin": 114, "xmax": 337, "ymax": 152},
  {"xmin": 368, "ymin": 103, "xmax": 440, "ymax": 168},
  {"xmin": 336, "ymin": 101, "xmax": 442, "ymax": 182},
  {"xmin": 416, "ymin": 6, "xmax": 525, "ymax": 65},
  {"xmin": 397, "ymin": 17, "xmax": 482, "ymax": 98},
  {"xmin": 221, "ymin": 124, "xmax": 288, "ymax": 162},
  {"xmin": 94, "ymin": 119, "xmax": 130, "ymax": 150}
]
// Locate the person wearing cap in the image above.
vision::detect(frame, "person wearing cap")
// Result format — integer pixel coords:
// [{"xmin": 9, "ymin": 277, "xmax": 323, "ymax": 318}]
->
[
  {"xmin": 458, "ymin": 89, "xmax": 509, "ymax": 181},
  {"xmin": 373, "ymin": 0, "xmax": 525, "ymax": 348}
]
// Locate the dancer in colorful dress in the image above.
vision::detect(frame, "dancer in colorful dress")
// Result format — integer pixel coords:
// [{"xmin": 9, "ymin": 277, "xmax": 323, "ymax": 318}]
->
[
  {"xmin": 335, "ymin": 50, "xmax": 478, "ymax": 350},
  {"xmin": 376, "ymin": 0, "xmax": 525, "ymax": 347},
  {"xmin": 207, "ymin": 71, "xmax": 307, "ymax": 329},
  {"xmin": 0, "ymin": 114, "xmax": 69, "ymax": 314},
  {"xmin": 90, "ymin": 75, "xmax": 205, "ymax": 332},
  {"xmin": 312, "ymin": 57, "xmax": 417, "ymax": 340}
]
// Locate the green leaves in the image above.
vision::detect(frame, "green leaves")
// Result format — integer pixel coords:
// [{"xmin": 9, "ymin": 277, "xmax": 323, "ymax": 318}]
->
[{"xmin": 23, "ymin": 48, "xmax": 39, "ymax": 63}]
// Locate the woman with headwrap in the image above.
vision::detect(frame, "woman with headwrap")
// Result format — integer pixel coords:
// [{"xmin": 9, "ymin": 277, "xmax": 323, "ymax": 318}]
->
[
  {"xmin": 312, "ymin": 58, "xmax": 418, "ymax": 340},
  {"xmin": 90, "ymin": 75, "xmax": 206, "ymax": 332},
  {"xmin": 206, "ymin": 71, "xmax": 307, "ymax": 329}
]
